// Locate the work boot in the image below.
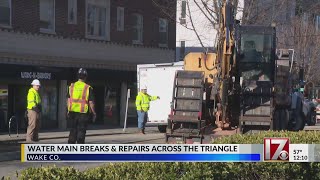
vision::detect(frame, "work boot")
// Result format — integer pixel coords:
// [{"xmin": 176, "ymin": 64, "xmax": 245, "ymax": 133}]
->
[
  {"xmin": 142, "ymin": 129, "xmax": 145, "ymax": 134},
  {"xmin": 138, "ymin": 129, "xmax": 144, "ymax": 134}
]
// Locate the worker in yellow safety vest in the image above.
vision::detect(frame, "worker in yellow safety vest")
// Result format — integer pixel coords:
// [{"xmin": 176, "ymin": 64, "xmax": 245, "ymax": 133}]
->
[
  {"xmin": 26, "ymin": 79, "xmax": 42, "ymax": 143},
  {"xmin": 67, "ymin": 68, "xmax": 96, "ymax": 144},
  {"xmin": 135, "ymin": 86, "xmax": 159, "ymax": 134}
]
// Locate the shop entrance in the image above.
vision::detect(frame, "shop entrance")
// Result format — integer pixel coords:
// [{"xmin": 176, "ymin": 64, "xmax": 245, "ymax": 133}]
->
[
  {"xmin": 0, "ymin": 82, "xmax": 58, "ymax": 133},
  {"xmin": 9, "ymin": 85, "xmax": 29, "ymax": 132},
  {"xmin": 0, "ymin": 84, "xmax": 29, "ymax": 133},
  {"xmin": 92, "ymin": 86, "xmax": 105, "ymax": 125},
  {"xmin": 0, "ymin": 86, "xmax": 9, "ymax": 132},
  {"xmin": 104, "ymin": 86, "xmax": 120, "ymax": 126}
]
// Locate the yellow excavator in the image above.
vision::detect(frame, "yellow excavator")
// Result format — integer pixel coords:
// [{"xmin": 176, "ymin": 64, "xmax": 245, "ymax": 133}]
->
[{"xmin": 165, "ymin": 0, "xmax": 278, "ymax": 143}]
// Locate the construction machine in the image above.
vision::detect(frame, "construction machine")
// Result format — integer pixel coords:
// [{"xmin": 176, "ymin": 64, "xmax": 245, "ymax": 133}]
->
[
  {"xmin": 311, "ymin": 86, "xmax": 320, "ymax": 125},
  {"xmin": 302, "ymin": 83, "xmax": 318, "ymax": 127},
  {"xmin": 275, "ymin": 49, "xmax": 320, "ymax": 130},
  {"xmin": 273, "ymin": 49, "xmax": 294, "ymax": 130},
  {"xmin": 236, "ymin": 25, "xmax": 277, "ymax": 133},
  {"xmin": 165, "ymin": 0, "xmax": 281, "ymax": 143}
]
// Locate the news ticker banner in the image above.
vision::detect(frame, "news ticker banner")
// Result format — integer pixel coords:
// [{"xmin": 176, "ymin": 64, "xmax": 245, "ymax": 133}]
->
[{"xmin": 20, "ymin": 138, "xmax": 320, "ymax": 162}]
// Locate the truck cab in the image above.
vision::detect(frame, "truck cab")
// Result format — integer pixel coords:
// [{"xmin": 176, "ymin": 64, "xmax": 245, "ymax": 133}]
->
[{"xmin": 237, "ymin": 25, "xmax": 276, "ymax": 133}]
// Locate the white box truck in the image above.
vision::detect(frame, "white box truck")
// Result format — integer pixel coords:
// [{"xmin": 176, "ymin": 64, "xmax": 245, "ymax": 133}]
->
[{"xmin": 137, "ymin": 61, "xmax": 184, "ymax": 133}]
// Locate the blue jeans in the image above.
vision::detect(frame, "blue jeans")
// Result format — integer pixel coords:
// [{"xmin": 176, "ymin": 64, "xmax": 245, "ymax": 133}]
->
[{"xmin": 137, "ymin": 111, "xmax": 148, "ymax": 129}]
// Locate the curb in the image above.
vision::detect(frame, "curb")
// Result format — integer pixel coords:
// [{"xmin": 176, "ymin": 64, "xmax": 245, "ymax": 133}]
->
[
  {"xmin": 0, "ymin": 132, "xmax": 138, "ymax": 162},
  {"xmin": 0, "ymin": 151, "xmax": 20, "ymax": 162},
  {"xmin": 0, "ymin": 130, "xmax": 138, "ymax": 144},
  {"xmin": 0, "ymin": 129, "xmax": 160, "ymax": 162}
]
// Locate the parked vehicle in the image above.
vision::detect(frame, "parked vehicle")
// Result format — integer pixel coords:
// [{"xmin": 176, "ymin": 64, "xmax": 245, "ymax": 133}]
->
[{"xmin": 136, "ymin": 62, "xmax": 184, "ymax": 133}]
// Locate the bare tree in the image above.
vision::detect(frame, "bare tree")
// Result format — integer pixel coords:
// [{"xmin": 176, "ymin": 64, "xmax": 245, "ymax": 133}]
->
[
  {"xmin": 243, "ymin": 0, "xmax": 320, "ymax": 86},
  {"xmin": 152, "ymin": 0, "xmax": 240, "ymax": 52},
  {"xmin": 152, "ymin": 0, "xmax": 320, "ymax": 85},
  {"xmin": 290, "ymin": 17, "xmax": 320, "ymax": 85}
]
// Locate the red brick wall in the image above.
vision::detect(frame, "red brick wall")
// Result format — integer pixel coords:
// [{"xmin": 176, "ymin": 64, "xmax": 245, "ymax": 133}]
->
[
  {"xmin": 12, "ymin": 0, "xmax": 39, "ymax": 33},
  {"xmin": 110, "ymin": 0, "xmax": 129, "ymax": 44},
  {"xmin": 55, "ymin": 0, "xmax": 85, "ymax": 38},
  {"xmin": 8, "ymin": 0, "xmax": 176, "ymax": 49},
  {"xmin": 110, "ymin": 0, "xmax": 176, "ymax": 48}
]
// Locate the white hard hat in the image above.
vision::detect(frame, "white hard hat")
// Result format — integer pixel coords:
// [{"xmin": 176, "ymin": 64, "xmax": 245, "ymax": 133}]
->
[
  {"xmin": 31, "ymin": 79, "xmax": 41, "ymax": 86},
  {"xmin": 141, "ymin": 85, "xmax": 147, "ymax": 90}
]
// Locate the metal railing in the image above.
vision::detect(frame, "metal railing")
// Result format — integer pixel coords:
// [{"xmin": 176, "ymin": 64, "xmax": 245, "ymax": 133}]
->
[{"xmin": 8, "ymin": 116, "xmax": 19, "ymax": 137}]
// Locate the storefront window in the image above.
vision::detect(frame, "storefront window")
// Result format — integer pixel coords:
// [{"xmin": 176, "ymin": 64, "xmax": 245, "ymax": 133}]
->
[
  {"xmin": 39, "ymin": 84, "xmax": 58, "ymax": 128},
  {"xmin": 13, "ymin": 85, "xmax": 29, "ymax": 130},
  {"xmin": 104, "ymin": 87, "xmax": 120, "ymax": 126}
]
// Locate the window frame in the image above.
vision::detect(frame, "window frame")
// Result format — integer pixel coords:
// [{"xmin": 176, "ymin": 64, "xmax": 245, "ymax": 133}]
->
[
  {"xmin": 0, "ymin": 0, "xmax": 12, "ymax": 28},
  {"xmin": 85, "ymin": 0, "xmax": 110, "ymax": 41},
  {"xmin": 39, "ymin": 0, "xmax": 56, "ymax": 34},
  {"xmin": 68, "ymin": 0, "xmax": 77, "ymax": 24},
  {"xmin": 180, "ymin": 0, "xmax": 186, "ymax": 24},
  {"xmin": 240, "ymin": 34, "xmax": 273, "ymax": 63},
  {"xmin": 132, "ymin": 13, "xmax": 143, "ymax": 44},
  {"xmin": 179, "ymin": 40, "xmax": 186, "ymax": 60},
  {"xmin": 158, "ymin": 18, "xmax": 168, "ymax": 48},
  {"xmin": 117, "ymin": 6, "xmax": 124, "ymax": 31},
  {"xmin": 316, "ymin": 15, "xmax": 320, "ymax": 32},
  {"xmin": 302, "ymin": 12, "xmax": 309, "ymax": 27}
]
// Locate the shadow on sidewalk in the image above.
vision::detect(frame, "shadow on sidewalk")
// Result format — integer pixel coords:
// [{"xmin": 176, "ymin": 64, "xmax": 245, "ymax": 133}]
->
[
  {"xmin": 0, "ymin": 124, "xmax": 138, "ymax": 135},
  {"xmin": 0, "ymin": 124, "xmax": 141, "ymax": 144}
]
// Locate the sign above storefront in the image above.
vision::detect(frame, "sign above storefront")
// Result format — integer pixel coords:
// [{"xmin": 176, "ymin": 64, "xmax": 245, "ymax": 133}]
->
[{"xmin": 20, "ymin": 72, "xmax": 52, "ymax": 80}]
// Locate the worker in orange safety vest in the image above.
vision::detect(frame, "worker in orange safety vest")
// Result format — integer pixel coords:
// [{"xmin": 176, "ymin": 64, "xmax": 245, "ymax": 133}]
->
[{"xmin": 67, "ymin": 68, "xmax": 96, "ymax": 144}]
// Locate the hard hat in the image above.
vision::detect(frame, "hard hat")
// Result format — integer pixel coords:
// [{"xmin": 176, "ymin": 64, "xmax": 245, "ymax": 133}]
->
[
  {"xmin": 78, "ymin": 68, "xmax": 87, "ymax": 76},
  {"xmin": 77, "ymin": 68, "xmax": 88, "ymax": 79},
  {"xmin": 31, "ymin": 79, "xmax": 41, "ymax": 86},
  {"xmin": 141, "ymin": 85, "xmax": 147, "ymax": 90}
]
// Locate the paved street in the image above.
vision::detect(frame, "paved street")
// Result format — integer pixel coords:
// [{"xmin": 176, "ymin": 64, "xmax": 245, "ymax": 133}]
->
[
  {"xmin": 0, "ymin": 127, "xmax": 165, "ymax": 179},
  {"xmin": 0, "ymin": 125, "xmax": 237, "ymax": 179}
]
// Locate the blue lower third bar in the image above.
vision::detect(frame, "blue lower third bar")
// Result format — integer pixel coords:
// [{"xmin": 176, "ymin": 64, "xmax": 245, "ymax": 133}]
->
[{"xmin": 26, "ymin": 154, "xmax": 261, "ymax": 162}]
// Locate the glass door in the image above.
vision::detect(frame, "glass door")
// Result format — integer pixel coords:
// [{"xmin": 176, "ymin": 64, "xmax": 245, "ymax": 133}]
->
[
  {"xmin": 12, "ymin": 85, "xmax": 29, "ymax": 130},
  {"xmin": 0, "ymin": 86, "xmax": 8, "ymax": 132},
  {"xmin": 104, "ymin": 86, "xmax": 120, "ymax": 126},
  {"xmin": 39, "ymin": 83, "xmax": 58, "ymax": 129},
  {"xmin": 92, "ymin": 85, "xmax": 105, "ymax": 125}
]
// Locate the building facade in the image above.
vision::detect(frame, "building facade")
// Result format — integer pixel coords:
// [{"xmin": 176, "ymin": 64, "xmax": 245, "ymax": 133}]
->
[
  {"xmin": 175, "ymin": 0, "xmax": 244, "ymax": 62},
  {"xmin": 0, "ymin": 0, "xmax": 176, "ymax": 132}
]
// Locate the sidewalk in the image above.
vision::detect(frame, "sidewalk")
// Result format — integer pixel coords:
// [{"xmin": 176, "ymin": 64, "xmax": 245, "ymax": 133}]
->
[
  {"xmin": 0, "ymin": 125, "xmax": 138, "ymax": 143},
  {"xmin": 0, "ymin": 124, "xmax": 236, "ymax": 162},
  {"xmin": 0, "ymin": 125, "xmax": 141, "ymax": 162}
]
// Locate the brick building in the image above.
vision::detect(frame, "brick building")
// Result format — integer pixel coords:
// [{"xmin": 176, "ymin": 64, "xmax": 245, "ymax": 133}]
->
[{"xmin": 0, "ymin": 0, "xmax": 176, "ymax": 132}]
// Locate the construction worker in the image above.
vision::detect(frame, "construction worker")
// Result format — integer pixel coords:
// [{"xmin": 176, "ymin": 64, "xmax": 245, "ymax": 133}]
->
[
  {"xmin": 135, "ymin": 86, "xmax": 159, "ymax": 134},
  {"xmin": 67, "ymin": 68, "xmax": 96, "ymax": 144},
  {"xmin": 291, "ymin": 88, "xmax": 305, "ymax": 131},
  {"xmin": 26, "ymin": 79, "xmax": 42, "ymax": 142}
]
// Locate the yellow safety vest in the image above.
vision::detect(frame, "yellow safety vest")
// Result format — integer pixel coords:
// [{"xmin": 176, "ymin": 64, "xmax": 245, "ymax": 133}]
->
[
  {"xmin": 135, "ymin": 92, "xmax": 158, "ymax": 111},
  {"xmin": 68, "ymin": 81, "xmax": 91, "ymax": 113},
  {"xmin": 27, "ymin": 88, "xmax": 41, "ymax": 110}
]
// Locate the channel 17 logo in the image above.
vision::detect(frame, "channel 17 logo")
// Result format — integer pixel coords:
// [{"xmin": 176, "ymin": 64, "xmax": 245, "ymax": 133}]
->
[{"xmin": 264, "ymin": 138, "xmax": 289, "ymax": 161}]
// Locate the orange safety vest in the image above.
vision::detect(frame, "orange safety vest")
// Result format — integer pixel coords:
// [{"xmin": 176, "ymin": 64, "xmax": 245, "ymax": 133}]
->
[{"xmin": 68, "ymin": 81, "xmax": 91, "ymax": 113}]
